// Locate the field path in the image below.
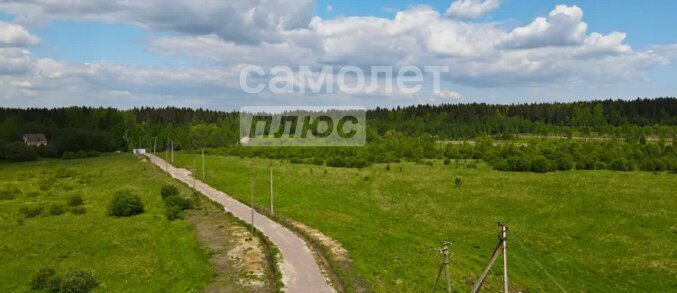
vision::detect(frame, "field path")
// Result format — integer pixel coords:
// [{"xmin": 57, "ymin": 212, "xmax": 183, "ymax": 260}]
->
[{"xmin": 145, "ymin": 154, "xmax": 334, "ymax": 293}]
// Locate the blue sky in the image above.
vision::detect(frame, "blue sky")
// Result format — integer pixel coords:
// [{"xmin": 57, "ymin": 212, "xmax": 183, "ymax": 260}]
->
[{"xmin": 0, "ymin": 0, "xmax": 675, "ymax": 109}]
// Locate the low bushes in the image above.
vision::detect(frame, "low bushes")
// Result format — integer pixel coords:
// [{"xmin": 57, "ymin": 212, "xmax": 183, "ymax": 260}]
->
[
  {"xmin": 31, "ymin": 268, "xmax": 99, "ymax": 293},
  {"xmin": 160, "ymin": 184, "xmax": 179, "ymax": 199},
  {"xmin": 62, "ymin": 150, "xmax": 101, "ymax": 160},
  {"xmin": 20, "ymin": 206, "xmax": 44, "ymax": 218},
  {"xmin": 160, "ymin": 184, "xmax": 193, "ymax": 220},
  {"xmin": 70, "ymin": 206, "xmax": 87, "ymax": 215},
  {"xmin": 49, "ymin": 204, "xmax": 66, "ymax": 216},
  {"xmin": 108, "ymin": 190, "xmax": 144, "ymax": 217},
  {"xmin": 67, "ymin": 194, "xmax": 84, "ymax": 207},
  {"xmin": 0, "ymin": 185, "xmax": 21, "ymax": 200}
]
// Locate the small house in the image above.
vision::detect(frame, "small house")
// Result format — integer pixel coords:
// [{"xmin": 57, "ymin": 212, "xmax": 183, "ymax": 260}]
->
[
  {"xmin": 132, "ymin": 148, "xmax": 147, "ymax": 155},
  {"xmin": 23, "ymin": 133, "xmax": 48, "ymax": 146}
]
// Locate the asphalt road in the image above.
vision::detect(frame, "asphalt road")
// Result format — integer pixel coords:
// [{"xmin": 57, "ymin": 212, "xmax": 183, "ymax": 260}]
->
[{"xmin": 145, "ymin": 154, "xmax": 333, "ymax": 293}]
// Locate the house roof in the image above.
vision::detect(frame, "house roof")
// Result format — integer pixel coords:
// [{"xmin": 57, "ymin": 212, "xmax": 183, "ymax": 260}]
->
[{"xmin": 23, "ymin": 133, "xmax": 48, "ymax": 143}]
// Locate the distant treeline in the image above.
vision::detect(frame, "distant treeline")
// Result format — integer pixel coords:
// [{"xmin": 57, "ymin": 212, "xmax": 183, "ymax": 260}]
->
[{"xmin": 0, "ymin": 98, "xmax": 675, "ymax": 172}]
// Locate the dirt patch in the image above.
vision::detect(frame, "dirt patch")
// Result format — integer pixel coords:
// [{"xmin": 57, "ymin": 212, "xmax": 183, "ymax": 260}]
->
[
  {"xmin": 188, "ymin": 208, "xmax": 274, "ymax": 293},
  {"xmin": 289, "ymin": 221, "xmax": 349, "ymax": 264}
]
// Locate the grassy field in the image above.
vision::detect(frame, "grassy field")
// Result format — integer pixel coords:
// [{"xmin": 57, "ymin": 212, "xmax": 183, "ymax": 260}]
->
[
  {"xmin": 174, "ymin": 153, "xmax": 676, "ymax": 292},
  {"xmin": 0, "ymin": 155, "xmax": 214, "ymax": 292}
]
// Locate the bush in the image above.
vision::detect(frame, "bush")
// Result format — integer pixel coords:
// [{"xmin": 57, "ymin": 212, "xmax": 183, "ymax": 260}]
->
[
  {"xmin": 531, "ymin": 156, "xmax": 555, "ymax": 173},
  {"xmin": 165, "ymin": 205, "xmax": 183, "ymax": 221},
  {"xmin": 61, "ymin": 271, "xmax": 99, "ymax": 293},
  {"xmin": 160, "ymin": 184, "xmax": 179, "ymax": 199},
  {"xmin": 31, "ymin": 267, "xmax": 57, "ymax": 290},
  {"xmin": 0, "ymin": 185, "xmax": 21, "ymax": 200},
  {"xmin": 62, "ymin": 151, "xmax": 77, "ymax": 160},
  {"xmin": 45, "ymin": 276, "xmax": 63, "ymax": 293},
  {"xmin": 49, "ymin": 204, "xmax": 66, "ymax": 216},
  {"xmin": 108, "ymin": 190, "xmax": 144, "ymax": 217},
  {"xmin": 443, "ymin": 158, "xmax": 451, "ymax": 165},
  {"xmin": 164, "ymin": 195, "xmax": 193, "ymax": 210},
  {"xmin": 71, "ymin": 206, "xmax": 87, "ymax": 215},
  {"xmin": 67, "ymin": 194, "xmax": 84, "ymax": 206},
  {"xmin": 454, "ymin": 176, "xmax": 463, "ymax": 188},
  {"xmin": 20, "ymin": 206, "xmax": 44, "ymax": 218},
  {"xmin": 4, "ymin": 141, "xmax": 38, "ymax": 162}
]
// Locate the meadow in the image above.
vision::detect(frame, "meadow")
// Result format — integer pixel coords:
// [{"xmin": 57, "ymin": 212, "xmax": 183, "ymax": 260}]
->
[
  {"xmin": 0, "ymin": 155, "xmax": 214, "ymax": 291},
  {"xmin": 174, "ymin": 153, "xmax": 676, "ymax": 292}
]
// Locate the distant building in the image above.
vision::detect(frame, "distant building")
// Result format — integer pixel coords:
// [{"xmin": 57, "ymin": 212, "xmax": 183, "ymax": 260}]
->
[
  {"xmin": 22, "ymin": 133, "xmax": 48, "ymax": 146},
  {"xmin": 132, "ymin": 148, "xmax": 147, "ymax": 155}
]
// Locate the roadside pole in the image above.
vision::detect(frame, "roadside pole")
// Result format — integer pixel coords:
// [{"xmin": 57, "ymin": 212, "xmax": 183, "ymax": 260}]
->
[
  {"xmin": 270, "ymin": 162, "xmax": 274, "ymax": 215},
  {"xmin": 171, "ymin": 140, "xmax": 174, "ymax": 163},
  {"xmin": 249, "ymin": 173, "xmax": 256, "ymax": 237},
  {"xmin": 502, "ymin": 223, "xmax": 509, "ymax": 293},
  {"xmin": 153, "ymin": 137, "xmax": 157, "ymax": 154},
  {"xmin": 202, "ymin": 148, "xmax": 205, "ymax": 180}
]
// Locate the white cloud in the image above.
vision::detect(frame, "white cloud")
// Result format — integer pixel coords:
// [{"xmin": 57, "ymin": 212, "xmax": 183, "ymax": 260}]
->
[
  {"xmin": 445, "ymin": 0, "xmax": 501, "ymax": 19},
  {"xmin": 433, "ymin": 89, "xmax": 463, "ymax": 101},
  {"xmin": 0, "ymin": 0, "xmax": 315, "ymax": 44},
  {"xmin": 0, "ymin": 20, "xmax": 40, "ymax": 47},
  {"xmin": 0, "ymin": 1, "xmax": 676, "ymax": 108},
  {"xmin": 500, "ymin": 5, "xmax": 587, "ymax": 49}
]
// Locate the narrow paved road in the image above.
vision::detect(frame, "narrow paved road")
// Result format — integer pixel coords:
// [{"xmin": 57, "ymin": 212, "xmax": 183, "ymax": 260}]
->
[{"xmin": 145, "ymin": 154, "xmax": 333, "ymax": 293}]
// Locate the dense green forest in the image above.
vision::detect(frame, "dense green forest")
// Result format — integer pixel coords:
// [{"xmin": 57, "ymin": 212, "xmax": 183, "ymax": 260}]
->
[{"xmin": 1, "ymin": 98, "xmax": 675, "ymax": 172}]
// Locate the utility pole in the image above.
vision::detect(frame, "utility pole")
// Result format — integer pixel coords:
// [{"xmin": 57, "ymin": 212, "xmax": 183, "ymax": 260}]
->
[
  {"xmin": 153, "ymin": 137, "xmax": 157, "ymax": 154},
  {"xmin": 192, "ymin": 158, "xmax": 196, "ymax": 190},
  {"xmin": 164, "ymin": 142, "xmax": 168, "ymax": 173},
  {"xmin": 472, "ymin": 222, "xmax": 509, "ymax": 293},
  {"xmin": 502, "ymin": 223, "xmax": 509, "ymax": 293},
  {"xmin": 270, "ymin": 162, "xmax": 274, "ymax": 215},
  {"xmin": 171, "ymin": 140, "xmax": 174, "ymax": 163},
  {"xmin": 431, "ymin": 241, "xmax": 452, "ymax": 293},
  {"xmin": 201, "ymin": 148, "xmax": 205, "ymax": 180},
  {"xmin": 249, "ymin": 173, "xmax": 256, "ymax": 237}
]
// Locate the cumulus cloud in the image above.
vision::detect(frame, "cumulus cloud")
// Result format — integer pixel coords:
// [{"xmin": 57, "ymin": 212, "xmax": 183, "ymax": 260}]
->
[
  {"xmin": 433, "ymin": 89, "xmax": 463, "ymax": 101},
  {"xmin": 0, "ymin": 20, "xmax": 40, "ymax": 47},
  {"xmin": 500, "ymin": 5, "xmax": 587, "ymax": 49},
  {"xmin": 445, "ymin": 0, "xmax": 501, "ymax": 19},
  {"xmin": 0, "ymin": 1, "xmax": 676, "ymax": 108},
  {"xmin": 0, "ymin": 0, "xmax": 315, "ymax": 44}
]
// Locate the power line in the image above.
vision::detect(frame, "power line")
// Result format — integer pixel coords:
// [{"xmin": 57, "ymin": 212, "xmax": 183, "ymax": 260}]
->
[{"xmin": 511, "ymin": 232, "xmax": 568, "ymax": 293}]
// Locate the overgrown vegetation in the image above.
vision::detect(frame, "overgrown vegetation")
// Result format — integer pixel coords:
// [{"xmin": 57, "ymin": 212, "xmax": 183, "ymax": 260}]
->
[
  {"xmin": 30, "ymin": 268, "xmax": 99, "ymax": 293},
  {"xmin": 0, "ymin": 155, "xmax": 214, "ymax": 291},
  {"xmin": 108, "ymin": 190, "xmax": 144, "ymax": 217}
]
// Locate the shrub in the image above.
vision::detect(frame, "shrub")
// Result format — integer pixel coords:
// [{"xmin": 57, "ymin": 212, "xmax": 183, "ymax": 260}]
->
[
  {"xmin": 49, "ymin": 204, "xmax": 66, "ymax": 216},
  {"xmin": 531, "ymin": 156, "xmax": 555, "ymax": 173},
  {"xmin": 31, "ymin": 267, "xmax": 57, "ymax": 290},
  {"xmin": 62, "ymin": 151, "xmax": 77, "ymax": 160},
  {"xmin": 454, "ymin": 176, "xmax": 463, "ymax": 188},
  {"xmin": 443, "ymin": 158, "xmax": 451, "ymax": 165},
  {"xmin": 164, "ymin": 195, "xmax": 193, "ymax": 211},
  {"xmin": 20, "ymin": 206, "xmax": 44, "ymax": 218},
  {"xmin": 160, "ymin": 184, "xmax": 179, "ymax": 199},
  {"xmin": 67, "ymin": 194, "xmax": 84, "ymax": 206},
  {"xmin": 108, "ymin": 190, "xmax": 144, "ymax": 217},
  {"xmin": 0, "ymin": 185, "xmax": 21, "ymax": 200},
  {"xmin": 165, "ymin": 205, "xmax": 183, "ymax": 221},
  {"xmin": 71, "ymin": 206, "xmax": 87, "ymax": 215},
  {"xmin": 4, "ymin": 142, "xmax": 38, "ymax": 162},
  {"xmin": 385, "ymin": 164, "xmax": 391, "ymax": 171},
  {"xmin": 61, "ymin": 271, "xmax": 99, "ymax": 293}
]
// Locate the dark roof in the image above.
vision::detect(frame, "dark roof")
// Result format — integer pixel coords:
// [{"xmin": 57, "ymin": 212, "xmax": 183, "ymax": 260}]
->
[{"xmin": 23, "ymin": 133, "xmax": 48, "ymax": 143}]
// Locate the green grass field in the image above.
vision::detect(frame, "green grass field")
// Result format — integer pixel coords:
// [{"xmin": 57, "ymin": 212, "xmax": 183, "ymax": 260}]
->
[
  {"xmin": 174, "ymin": 153, "xmax": 677, "ymax": 292},
  {"xmin": 0, "ymin": 155, "xmax": 213, "ymax": 292}
]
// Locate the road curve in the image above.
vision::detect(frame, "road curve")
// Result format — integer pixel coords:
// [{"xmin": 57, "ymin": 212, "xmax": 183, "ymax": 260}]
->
[{"xmin": 145, "ymin": 154, "xmax": 333, "ymax": 293}]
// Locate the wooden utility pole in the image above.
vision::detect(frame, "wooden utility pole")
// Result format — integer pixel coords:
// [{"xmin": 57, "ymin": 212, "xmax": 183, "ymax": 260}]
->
[
  {"xmin": 171, "ymin": 140, "xmax": 174, "ymax": 163},
  {"xmin": 270, "ymin": 162, "xmax": 274, "ymax": 215},
  {"xmin": 201, "ymin": 149, "xmax": 205, "ymax": 180},
  {"xmin": 153, "ymin": 137, "xmax": 157, "ymax": 153},
  {"xmin": 472, "ymin": 222, "xmax": 509, "ymax": 293},
  {"xmin": 249, "ymin": 173, "xmax": 256, "ymax": 237},
  {"xmin": 431, "ymin": 241, "xmax": 452, "ymax": 293},
  {"xmin": 164, "ymin": 143, "xmax": 168, "ymax": 173},
  {"xmin": 502, "ymin": 223, "xmax": 509, "ymax": 293},
  {"xmin": 192, "ymin": 158, "xmax": 196, "ymax": 190}
]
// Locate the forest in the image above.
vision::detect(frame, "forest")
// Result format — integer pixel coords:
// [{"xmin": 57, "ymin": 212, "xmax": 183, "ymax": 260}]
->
[{"xmin": 1, "ymin": 98, "xmax": 675, "ymax": 172}]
